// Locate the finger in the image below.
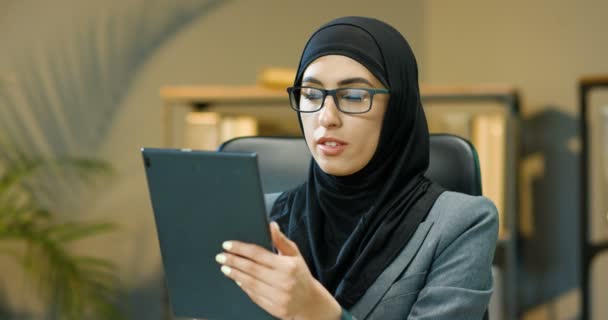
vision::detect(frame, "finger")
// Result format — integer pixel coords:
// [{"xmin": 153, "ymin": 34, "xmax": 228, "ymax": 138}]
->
[
  {"xmin": 221, "ymin": 240, "xmax": 277, "ymax": 269},
  {"xmin": 216, "ymin": 253, "xmax": 287, "ymax": 288},
  {"xmin": 270, "ymin": 221, "xmax": 299, "ymax": 256},
  {"xmin": 220, "ymin": 264, "xmax": 284, "ymax": 304}
]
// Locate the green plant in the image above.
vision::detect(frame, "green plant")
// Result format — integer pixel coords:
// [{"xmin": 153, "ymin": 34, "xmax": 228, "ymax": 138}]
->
[
  {"xmin": 0, "ymin": 142, "xmax": 126, "ymax": 319},
  {"xmin": 0, "ymin": 2, "xmax": 229, "ymax": 318}
]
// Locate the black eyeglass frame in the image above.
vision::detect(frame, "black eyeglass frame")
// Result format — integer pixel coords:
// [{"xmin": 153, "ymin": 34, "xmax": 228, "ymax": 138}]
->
[{"xmin": 286, "ymin": 86, "xmax": 390, "ymax": 114}]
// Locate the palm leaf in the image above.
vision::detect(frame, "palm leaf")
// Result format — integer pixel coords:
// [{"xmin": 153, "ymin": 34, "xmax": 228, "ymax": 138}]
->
[
  {"xmin": 0, "ymin": 151, "xmax": 124, "ymax": 318},
  {"xmin": 0, "ymin": 141, "xmax": 113, "ymax": 196},
  {"xmin": 0, "ymin": 1, "xmax": 228, "ymax": 318},
  {"xmin": 0, "ymin": 155, "xmax": 44, "ymax": 194},
  {"xmin": 45, "ymin": 222, "xmax": 117, "ymax": 243},
  {"xmin": 15, "ymin": 219, "xmax": 125, "ymax": 320}
]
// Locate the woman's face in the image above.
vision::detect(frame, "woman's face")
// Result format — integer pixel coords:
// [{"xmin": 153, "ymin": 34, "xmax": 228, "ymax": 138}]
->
[{"xmin": 300, "ymin": 55, "xmax": 389, "ymax": 176}]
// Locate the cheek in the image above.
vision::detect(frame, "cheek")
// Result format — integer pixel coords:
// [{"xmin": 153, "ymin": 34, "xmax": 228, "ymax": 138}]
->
[
  {"xmin": 353, "ymin": 108, "xmax": 385, "ymax": 165},
  {"xmin": 355, "ymin": 122, "xmax": 382, "ymax": 160},
  {"xmin": 300, "ymin": 115, "xmax": 317, "ymax": 146}
]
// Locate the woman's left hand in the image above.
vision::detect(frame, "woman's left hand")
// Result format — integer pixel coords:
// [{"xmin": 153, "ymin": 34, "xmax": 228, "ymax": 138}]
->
[{"xmin": 215, "ymin": 221, "xmax": 342, "ymax": 320}]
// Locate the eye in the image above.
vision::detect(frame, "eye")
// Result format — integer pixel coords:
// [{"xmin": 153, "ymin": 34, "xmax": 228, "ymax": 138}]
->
[
  {"xmin": 340, "ymin": 89, "xmax": 368, "ymax": 102},
  {"xmin": 301, "ymin": 88, "xmax": 323, "ymax": 101}
]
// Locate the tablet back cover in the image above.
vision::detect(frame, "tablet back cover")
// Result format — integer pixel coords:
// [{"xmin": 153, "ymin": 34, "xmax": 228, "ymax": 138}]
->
[{"xmin": 142, "ymin": 148, "xmax": 274, "ymax": 319}]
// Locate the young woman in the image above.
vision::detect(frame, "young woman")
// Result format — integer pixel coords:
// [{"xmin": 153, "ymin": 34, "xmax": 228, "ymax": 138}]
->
[{"xmin": 214, "ymin": 16, "xmax": 498, "ymax": 319}]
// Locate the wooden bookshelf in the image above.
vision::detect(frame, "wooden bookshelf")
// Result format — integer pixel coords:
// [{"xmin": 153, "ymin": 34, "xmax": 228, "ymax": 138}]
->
[
  {"xmin": 579, "ymin": 74, "xmax": 608, "ymax": 320},
  {"xmin": 161, "ymin": 85, "xmax": 287, "ymax": 104},
  {"xmin": 160, "ymin": 84, "xmax": 518, "ymax": 105}
]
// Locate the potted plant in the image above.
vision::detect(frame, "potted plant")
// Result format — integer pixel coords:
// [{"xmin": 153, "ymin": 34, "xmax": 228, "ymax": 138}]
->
[{"xmin": 0, "ymin": 140, "xmax": 126, "ymax": 319}]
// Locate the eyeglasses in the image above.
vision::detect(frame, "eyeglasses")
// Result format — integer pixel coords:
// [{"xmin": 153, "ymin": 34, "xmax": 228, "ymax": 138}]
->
[{"xmin": 286, "ymin": 86, "xmax": 390, "ymax": 114}]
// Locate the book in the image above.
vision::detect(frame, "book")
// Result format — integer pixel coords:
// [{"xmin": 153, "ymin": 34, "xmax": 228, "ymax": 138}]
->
[
  {"xmin": 472, "ymin": 113, "xmax": 507, "ymax": 239},
  {"xmin": 185, "ymin": 112, "xmax": 221, "ymax": 150}
]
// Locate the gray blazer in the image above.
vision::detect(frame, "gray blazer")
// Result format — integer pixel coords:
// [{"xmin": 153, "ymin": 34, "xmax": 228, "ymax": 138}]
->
[{"xmin": 266, "ymin": 191, "xmax": 499, "ymax": 320}]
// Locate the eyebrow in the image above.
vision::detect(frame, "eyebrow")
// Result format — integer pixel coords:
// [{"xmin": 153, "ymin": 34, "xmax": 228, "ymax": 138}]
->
[{"xmin": 302, "ymin": 76, "xmax": 375, "ymax": 87}]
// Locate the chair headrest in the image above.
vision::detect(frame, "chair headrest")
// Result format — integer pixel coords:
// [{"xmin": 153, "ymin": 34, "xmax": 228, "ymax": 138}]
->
[{"xmin": 219, "ymin": 134, "xmax": 481, "ymax": 196}]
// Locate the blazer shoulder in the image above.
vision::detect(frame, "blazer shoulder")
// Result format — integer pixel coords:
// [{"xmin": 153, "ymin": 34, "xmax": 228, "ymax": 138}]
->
[{"xmin": 427, "ymin": 191, "xmax": 499, "ymax": 252}]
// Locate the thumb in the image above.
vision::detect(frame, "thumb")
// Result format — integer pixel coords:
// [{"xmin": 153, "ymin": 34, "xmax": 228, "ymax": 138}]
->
[{"xmin": 270, "ymin": 221, "xmax": 299, "ymax": 256}]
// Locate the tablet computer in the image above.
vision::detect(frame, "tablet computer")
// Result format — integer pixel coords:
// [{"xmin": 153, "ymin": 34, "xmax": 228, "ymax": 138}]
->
[{"xmin": 141, "ymin": 148, "xmax": 274, "ymax": 319}]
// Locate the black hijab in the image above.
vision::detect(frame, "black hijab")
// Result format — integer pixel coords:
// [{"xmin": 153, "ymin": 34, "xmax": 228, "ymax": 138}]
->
[{"xmin": 270, "ymin": 16, "xmax": 444, "ymax": 308}]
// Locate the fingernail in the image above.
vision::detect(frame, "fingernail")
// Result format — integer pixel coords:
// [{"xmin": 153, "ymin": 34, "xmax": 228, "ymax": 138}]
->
[
  {"xmin": 236, "ymin": 281, "xmax": 242, "ymax": 286},
  {"xmin": 221, "ymin": 265, "xmax": 231, "ymax": 275},
  {"xmin": 222, "ymin": 241, "xmax": 233, "ymax": 250},
  {"xmin": 271, "ymin": 222, "xmax": 280, "ymax": 232},
  {"xmin": 215, "ymin": 254, "xmax": 226, "ymax": 264}
]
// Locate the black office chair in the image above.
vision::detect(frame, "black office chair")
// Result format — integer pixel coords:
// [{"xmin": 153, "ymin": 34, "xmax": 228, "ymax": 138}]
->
[
  {"xmin": 218, "ymin": 134, "xmax": 494, "ymax": 319},
  {"xmin": 218, "ymin": 134, "xmax": 482, "ymax": 196}
]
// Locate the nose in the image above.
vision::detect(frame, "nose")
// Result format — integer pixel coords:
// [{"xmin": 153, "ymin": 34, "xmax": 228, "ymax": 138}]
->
[{"xmin": 318, "ymin": 94, "xmax": 341, "ymax": 128}]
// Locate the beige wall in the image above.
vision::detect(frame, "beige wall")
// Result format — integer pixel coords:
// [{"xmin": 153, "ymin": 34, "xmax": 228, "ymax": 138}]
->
[{"xmin": 423, "ymin": 0, "xmax": 608, "ymax": 116}]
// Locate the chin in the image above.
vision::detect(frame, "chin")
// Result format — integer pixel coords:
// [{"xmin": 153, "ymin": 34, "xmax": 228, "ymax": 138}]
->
[{"xmin": 316, "ymin": 161, "xmax": 357, "ymax": 176}]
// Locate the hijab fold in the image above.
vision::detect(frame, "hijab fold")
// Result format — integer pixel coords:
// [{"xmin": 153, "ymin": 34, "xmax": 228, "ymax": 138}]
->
[{"xmin": 270, "ymin": 16, "xmax": 444, "ymax": 308}]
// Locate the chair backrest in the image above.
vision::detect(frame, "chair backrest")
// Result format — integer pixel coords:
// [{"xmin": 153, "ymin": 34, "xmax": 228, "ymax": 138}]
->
[
  {"xmin": 219, "ymin": 134, "xmax": 490, "ymax": 320},
  {"xmin": 218, "ymin": 134, "xmax": 482, "ymax": 196}
]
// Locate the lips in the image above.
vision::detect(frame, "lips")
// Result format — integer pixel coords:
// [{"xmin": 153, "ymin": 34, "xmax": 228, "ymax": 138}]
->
[{"xmin": 316, "ymin": 137, "xmax": 348, "ymax": 156}]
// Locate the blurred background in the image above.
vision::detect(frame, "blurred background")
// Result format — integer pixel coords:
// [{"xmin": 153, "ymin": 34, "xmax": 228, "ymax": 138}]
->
[{"xmin": 0, "ymin": 0, "xmax": 606, "ymax": 319}]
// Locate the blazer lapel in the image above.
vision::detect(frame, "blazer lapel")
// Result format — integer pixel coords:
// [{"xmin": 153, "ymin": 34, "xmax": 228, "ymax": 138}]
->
[{"xmin": 350, "ymin": 221, "xmax": 434, "ymax": 319}]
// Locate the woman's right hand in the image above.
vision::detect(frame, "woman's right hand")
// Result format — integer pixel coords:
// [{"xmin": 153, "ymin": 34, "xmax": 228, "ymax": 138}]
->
[{"xmin": 215, "ymin": 222, "xmax": 342, "ymax": 320}]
